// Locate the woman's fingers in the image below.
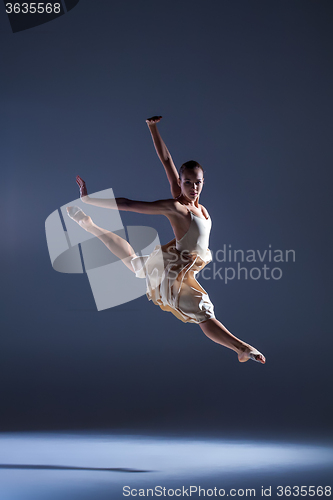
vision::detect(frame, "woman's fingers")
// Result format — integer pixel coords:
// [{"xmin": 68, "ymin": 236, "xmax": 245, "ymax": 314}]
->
[
  {"xmin": 146, "ymin": 115, "xmax": 162, "ymax": 124},
  {"xmin": 76, "ymin": 175, "xmax": 84, "ymax": 186},
  {"xmin": 76, "ymin": 175, "xmax": 88, "ymax": 197}
]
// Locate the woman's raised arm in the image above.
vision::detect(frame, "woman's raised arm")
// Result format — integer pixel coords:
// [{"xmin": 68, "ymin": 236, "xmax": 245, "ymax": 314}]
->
[{"xmin": 146, "ymin": 116, "xmax": 181, "ymax": 199}]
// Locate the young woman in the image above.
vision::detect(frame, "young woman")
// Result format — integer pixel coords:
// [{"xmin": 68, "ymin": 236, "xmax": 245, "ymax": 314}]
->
[{"xmin": 67, "ymin": 117, "xmax": 265, "ymax": 364}]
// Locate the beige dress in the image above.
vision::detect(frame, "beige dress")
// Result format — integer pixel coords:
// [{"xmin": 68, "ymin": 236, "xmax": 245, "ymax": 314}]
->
[{"xmin": 131, "ymin": 210, "xmax": 215, "ymax": 324}]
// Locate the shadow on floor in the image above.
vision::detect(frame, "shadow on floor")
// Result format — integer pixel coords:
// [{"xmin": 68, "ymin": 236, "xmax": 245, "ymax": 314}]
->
[{"xmin": 0, "ymin": 464, "xmax": 153, "ymax": 472}]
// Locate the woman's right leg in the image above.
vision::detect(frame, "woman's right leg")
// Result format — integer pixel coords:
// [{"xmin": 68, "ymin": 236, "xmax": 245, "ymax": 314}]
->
[
  {"xmin": 199, "ymin": 318, "xmax": 266, "ymax": 363},
  {"xmin": 67, "ymin": 207, "xmax": 136, "ymax": 272}
]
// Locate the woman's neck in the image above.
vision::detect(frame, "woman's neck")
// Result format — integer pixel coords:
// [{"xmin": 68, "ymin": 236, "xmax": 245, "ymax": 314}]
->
[{"xmin": 177, "ymin": 194, "xmax": 200, "ymax": 208}]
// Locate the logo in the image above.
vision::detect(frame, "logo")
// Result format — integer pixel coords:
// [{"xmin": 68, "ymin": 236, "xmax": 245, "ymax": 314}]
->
[{"xmin": 45, "ymin": 188, "xmax": 161, "ymax": 311}]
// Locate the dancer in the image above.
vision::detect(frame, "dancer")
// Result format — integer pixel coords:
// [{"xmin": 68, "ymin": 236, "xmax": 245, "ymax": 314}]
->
[{"xmin": 68, "ymin": 117, "xmax": 265, "ymax": 364}]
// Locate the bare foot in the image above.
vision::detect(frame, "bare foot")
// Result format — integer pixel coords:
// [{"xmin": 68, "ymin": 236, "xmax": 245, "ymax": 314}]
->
[
  {"xmin": 146, "ymin": 116, "xmax": 162, "ymax": 126},
  {"xmin": 238, "ymin": 344, "xmax": 266, "ymax": 364},
  {"xmin": 66, "ymin": 206, "xmax": 92, "ymax": 230},
  {"xmin": 76, "ymin": 175, "xmax": 88, "ymax": 198}
]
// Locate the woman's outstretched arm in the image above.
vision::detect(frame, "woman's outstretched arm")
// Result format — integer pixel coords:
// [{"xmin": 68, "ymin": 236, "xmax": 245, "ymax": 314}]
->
[
  {"xmin": 76, "ymin": 176, "xmax": 177, "ymax": 215},
  {"xmin": 76, "ymin": 175, "xmax": 175, "ymax": 214},
  {"xmin": 146, "ymin": 116, "xmax": 181, "ymax": 199}
]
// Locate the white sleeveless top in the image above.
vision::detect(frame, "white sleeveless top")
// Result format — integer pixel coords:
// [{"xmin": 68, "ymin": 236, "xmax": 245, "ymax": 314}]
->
[{"xmin": 176, "ymin": 209, "xmax": 211, "ymax": 261}]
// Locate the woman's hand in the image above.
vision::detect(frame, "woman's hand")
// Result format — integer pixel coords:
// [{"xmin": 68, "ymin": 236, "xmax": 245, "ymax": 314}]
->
[
  {"xmin": 76, "ymin": 175, "xmax": 88, "ymax": 198},
  {"xmin": 146, "ymin": 116, "xmax": 162, "ymax": 126}
]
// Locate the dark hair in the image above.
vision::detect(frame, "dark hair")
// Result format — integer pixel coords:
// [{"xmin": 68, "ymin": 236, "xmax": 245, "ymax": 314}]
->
[{"xmin": 179, "ymin": 160, "xmax": 204, "ymax": 179}]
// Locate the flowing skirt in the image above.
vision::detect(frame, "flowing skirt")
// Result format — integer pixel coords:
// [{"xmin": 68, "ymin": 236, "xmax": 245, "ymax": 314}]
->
[{"xmin": 131, "ymin": 239, "xmax": 215, "ymax": 324}]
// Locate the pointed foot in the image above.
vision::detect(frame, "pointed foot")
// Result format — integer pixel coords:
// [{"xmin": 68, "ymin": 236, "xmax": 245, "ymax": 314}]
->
[
  {"xmin": 248, "ymin": 351, "xmax": 266, "ymax": 364},
  {"xmin": 238, "ymin": 346, "xmax": 266, "ymax": 364},
  {"xmin": 66, "ymin": 206, "xmax": 91, "ymax": 229}
]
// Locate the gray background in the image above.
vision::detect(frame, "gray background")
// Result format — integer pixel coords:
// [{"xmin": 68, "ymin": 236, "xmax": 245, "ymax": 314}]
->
[{"xmin": 1, "ymin": 0, "xmax": 332, "ymax": 438}]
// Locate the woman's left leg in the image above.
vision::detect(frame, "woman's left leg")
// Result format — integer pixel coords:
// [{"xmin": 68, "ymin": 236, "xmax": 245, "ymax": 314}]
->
[
  {"xmin": 199, "ymin": 318, "xmax": 265, "ymax": 363},
  {"xmin": 67, "ymin": 207, "xmax": 136, "ymax": 272}
]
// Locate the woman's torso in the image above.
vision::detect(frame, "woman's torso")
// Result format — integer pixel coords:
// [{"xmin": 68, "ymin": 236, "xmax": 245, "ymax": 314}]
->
[
  {"xmin": 175, "ymin": 211, "xmax": 211, "ymax": 259},
  {"xmin": 166, "ymin": 201, "xmax": 211, "ymax": 260}
]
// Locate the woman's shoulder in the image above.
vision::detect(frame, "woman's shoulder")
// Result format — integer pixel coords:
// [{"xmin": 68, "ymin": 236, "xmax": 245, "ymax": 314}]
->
[
  {"xmin": 172, "ymin": 197, "xmax": 187, "ymax": 210},
  {"xmin": 200, "ymin": 204, "xmax": 210, "ymax": 219},
  {"xmin": 164, "ymin": 198, "xmax": 188, "ymax": 214}
]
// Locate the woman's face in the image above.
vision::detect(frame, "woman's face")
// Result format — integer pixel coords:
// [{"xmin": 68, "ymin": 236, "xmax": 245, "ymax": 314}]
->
[{"xmin": 179, "ymin": 167, "xmax": 204, "ymax": 201}]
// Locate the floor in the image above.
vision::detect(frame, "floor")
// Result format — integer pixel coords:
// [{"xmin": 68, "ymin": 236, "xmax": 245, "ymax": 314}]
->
[{"xmin": 0, "ymin": 432, "xmax": 332, "ymax": 499}]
